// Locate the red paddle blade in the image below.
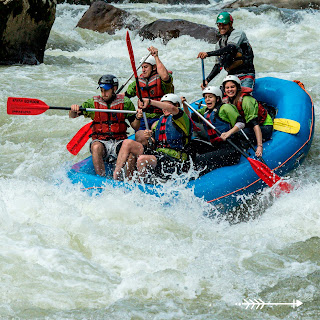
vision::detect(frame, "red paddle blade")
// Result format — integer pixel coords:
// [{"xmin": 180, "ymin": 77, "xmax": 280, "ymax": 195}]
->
[
  {"xmin": 7, "ymin": 97, "xmax": 49, "ymax": 115},
  {"xmin": 273, "ymin": 181, "xmax": 294, "ymax": 196},
  {"xmin": 66, "ymin": 122, "xmax": 92, "ymax": 155},
  {"xmin": 126, "ymin": 31, "xmax": 138, "ymax": 79},
  {"xmin": 247, "ymin": 157, "xmax": 293, "ymax": 192}
]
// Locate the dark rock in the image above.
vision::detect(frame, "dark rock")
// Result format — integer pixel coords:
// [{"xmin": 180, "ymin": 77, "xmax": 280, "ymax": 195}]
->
[
  {"xmin": 139, "ymin": 19, "xmax": 219, "ymax": 44},
  {"xmin": 223, "ymin": 0, "xmax": 320, "ymax": 9},
  {"xmin": 56, "ymin": 0, "xmax": 93, "ymax": 4},
  {"xmin": 122, "ymin": 0, "xmax": 210, "ymax": 3},
  {"xmin": 56, "ymin": 0, "xmax": 210, "ymax": 4},
  {"xmin": 76, "ymin": 1, "xmax": 141, "ymax": 34},
  {"xmin": 0, "ymin": 0, "xmax": 56, "ymax": 65}
]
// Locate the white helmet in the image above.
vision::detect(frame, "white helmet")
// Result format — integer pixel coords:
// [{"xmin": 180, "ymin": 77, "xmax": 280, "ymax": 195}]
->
[
  {"xmin": 139, "ymin": 55, "xmax": 156, "ymax": 66},
  {"xmin": 202, "ymin": 86, "xmax": 223, "ymax": 100},
  {"xmin": 160, "ymin": 94, "xmax": 181, "ymax": 106},
  {"xmin": 222, "ymin": 75, "xmax": 241, "ymax": 87}
]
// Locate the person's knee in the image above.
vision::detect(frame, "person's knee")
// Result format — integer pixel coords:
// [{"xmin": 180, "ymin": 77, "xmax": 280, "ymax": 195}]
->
[
  {"xmin": 135, "ymin": 130, "xmax": 147, "ymax": 145},
  {"xmin": 121, "ymin": 139, "xmax": 134, "ymax": 151},
  {"xmin": 91, "ymin": 142, "xmax": 104, "ymax": 156},
  {"xmin": 122, "ymin": 139, "xmax": 144, "ymax": 155}
]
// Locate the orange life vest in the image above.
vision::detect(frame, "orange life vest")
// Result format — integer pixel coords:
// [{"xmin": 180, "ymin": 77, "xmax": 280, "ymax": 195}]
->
[
  {"xmin": 138, "ymin": 72, "xmax": 165, "ymax": 114},
  {"xmin": 90, "ymin": 94, "xmax": 128, "ymax": 141}
]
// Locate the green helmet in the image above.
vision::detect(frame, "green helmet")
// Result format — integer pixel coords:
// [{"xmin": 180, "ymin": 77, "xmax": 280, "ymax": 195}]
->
[{"xmin": 216, "ymin": 12, "xmax": 233, "ymax": 24}]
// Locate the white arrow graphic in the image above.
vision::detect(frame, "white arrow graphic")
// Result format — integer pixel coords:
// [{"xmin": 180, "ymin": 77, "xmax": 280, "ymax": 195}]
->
[{"xmin": 235, "ymin": 299, "xmax": 303, "ymax": 310}]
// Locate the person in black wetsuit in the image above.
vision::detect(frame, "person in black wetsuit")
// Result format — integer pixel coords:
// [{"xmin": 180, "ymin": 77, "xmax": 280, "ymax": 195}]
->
[{"xmin": 197, "ymin": 11, "xmax": 255, "ymax": 91}]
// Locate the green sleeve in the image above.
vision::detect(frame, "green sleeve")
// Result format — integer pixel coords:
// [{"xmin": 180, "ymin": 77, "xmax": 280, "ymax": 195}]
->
[
  {"xmin": 262, "ymin": 113, "xmax": 274, "ymax": 126},
  {"xmin": 197, "ymin": 106, "xmax": 207, "ymax": 116},
  {"xmin": 152, "ymin": 121, "xmax": 159, "ymax": 132},
  {"xmin": 82, "ymin": 98, "xmax": 95, "ymax": 120},
  {"xmin": 161, "ymin": 73, "xmax": 174, "ymax": 94},
  {"xmin": 191, "ymin": 106, "xmax": 206, "ymax": 122},
  {"xmin": 173, "ymin": 109, "xmax": 192, "ymax": 137},
  {"xmin": 123, "ymin": 96, "xmax": 136, "ymax": 120},
  {"xmin": 241, "ymin": 96, "xmax": 259, "ymax": 123},
  {"xmin": 219, "ymin": 104, "xmax": 242, "ymax": 127},
  {"xmin": 126, "ymin": 81, "xmax": 137, "ymax": 98}
]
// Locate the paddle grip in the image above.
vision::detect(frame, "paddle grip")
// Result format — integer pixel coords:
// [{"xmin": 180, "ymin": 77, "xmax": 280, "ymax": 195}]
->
[{"xmin": 201, "ymin": 59, "xmax": 205, "ymax": 87}]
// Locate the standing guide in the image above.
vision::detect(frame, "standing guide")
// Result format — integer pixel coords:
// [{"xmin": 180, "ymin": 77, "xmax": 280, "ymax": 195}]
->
[{"xmin": 197, "ymin": 11, "xmax": 255, "ymax": 91}]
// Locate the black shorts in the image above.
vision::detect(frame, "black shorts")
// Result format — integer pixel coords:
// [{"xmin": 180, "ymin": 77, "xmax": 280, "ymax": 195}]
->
[{"xmin": 153, "ymin": 152, "xmax": 187, "ymax": 179}]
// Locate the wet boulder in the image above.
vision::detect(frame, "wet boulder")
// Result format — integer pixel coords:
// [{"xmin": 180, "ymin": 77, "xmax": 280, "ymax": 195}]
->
[
  {"xmin": 118, "ymin": 0, "xmax": 210, "ymax": 3},
  {"xmin": 76, "ymin": 1, "xmax": 141, "ymax": 33},
  {"xmin": 139, "ymin": 19, "xmax": 219, "ymax": 44},
  {"xmin": 57, "ymin": 0, "xmax": 210, "ymax": 4},
  {"xmin": 56, "ymin": 0, "xmax": 93, "ymax": 4},
  {"xmin": 0, "ymin": 0, "xmax": 56, "ymax": 65},
  {"xmin": 223, "ymin": 0, "xmax": 320, "ymax": 9}
]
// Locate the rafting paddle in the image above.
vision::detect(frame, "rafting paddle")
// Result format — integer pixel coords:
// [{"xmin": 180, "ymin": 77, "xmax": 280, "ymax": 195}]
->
[
  {"xmin": 7, "ymin": 97, "xmax": 137, "ymax": 116},
  {"xmin": 126, "ymin": 30, "xmax": 154, "ymax": 150},
  {"xmin": 66, "ymin": 122, "xmax": 92, "ymax": 155},
  {"xmin": 7, "ymin": 97, "xmax": 138, "ymax": 155},
  {"xmin": 239, "ymin": 129, "xmax": 268, "ymax": 165},
  {"xmin": 273, "ymin": 118, "xmax": 300, "ymax": 134},
  {"xmin": 126, "ymin": 30, "xmax": 150, "ymax": 131},
  {"xmin": 184, "ymin": 101, "xmax": 293, "ymax": 192}
]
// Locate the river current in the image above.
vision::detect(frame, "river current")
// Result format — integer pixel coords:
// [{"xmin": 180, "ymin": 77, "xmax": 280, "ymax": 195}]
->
[{"xmin": 0, "ymin": 1, "xmax": 319, "ymax": 319}]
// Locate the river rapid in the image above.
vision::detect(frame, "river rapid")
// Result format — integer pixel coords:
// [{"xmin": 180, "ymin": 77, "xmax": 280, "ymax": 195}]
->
[{"xmin": 0, "ymin": 1, "xmax": 319, "ymax": 319}]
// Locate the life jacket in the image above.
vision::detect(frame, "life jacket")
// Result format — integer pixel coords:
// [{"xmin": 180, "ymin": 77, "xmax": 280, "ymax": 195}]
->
[
  {"xmin": 138, "ymin": 72, "xmax": 164, "ymax": 114},
  {"xmin": 223, "ymin": 92, "xmax": 268, "ymax": 124},
  {"xmin": 203, "ymin": 107, "xmax": 231, "ymax": 144},
  {"xmin": 154, "ymin": 115, "xmax": 188, "ymax": 150},
  {"xmin": 90, "ymin": 94, "xmax": 128, "ymax": 141},
  {"xmin": 218, "ymin": 30, "xmax": 255, "ymax": 75}
]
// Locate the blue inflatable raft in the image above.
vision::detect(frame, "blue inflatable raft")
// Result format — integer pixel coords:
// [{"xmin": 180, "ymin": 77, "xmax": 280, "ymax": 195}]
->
[{"xmin": 67, "ymin": 77, "xmax": 314, "ymax": 209}]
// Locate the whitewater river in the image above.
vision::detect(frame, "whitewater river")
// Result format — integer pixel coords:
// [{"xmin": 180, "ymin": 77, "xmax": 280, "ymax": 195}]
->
[{"xmin": 0, "ymin": 1, "xmax": 319, "ymax": 319}]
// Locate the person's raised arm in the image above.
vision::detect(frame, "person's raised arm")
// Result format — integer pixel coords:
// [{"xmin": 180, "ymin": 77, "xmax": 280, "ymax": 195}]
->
[
  {"xmin": 142, "ymin": 97, "xmax": 179, "ymax": 115},
  {"xmin": 148, "ymin": 46, "xmax": 170, "ymax": 82},
  {"xmin": 181, "ymin": 97, "xmax": 191, "ymax": 118}
]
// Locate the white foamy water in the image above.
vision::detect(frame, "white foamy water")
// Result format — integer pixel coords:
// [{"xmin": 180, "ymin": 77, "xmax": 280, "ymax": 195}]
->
[{"xmin": 0, "ymin": 2, "xmax": 319, "ymax": 319}]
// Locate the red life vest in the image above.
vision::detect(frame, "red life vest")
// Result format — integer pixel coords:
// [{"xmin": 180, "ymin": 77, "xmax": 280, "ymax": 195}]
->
[
  {"xmin": 90, "ymin": 94, "xmax": 128, "ymax": 141},
  {"xmin": 138, "ymin": 72, "xmax": 165, "ymax": 114},
  {"xmin": 223, "ymin": 92, "xmax": 268, "ymax": 124},
  {"xmin": 157, "ymin": 116, "xmax": 170, "ymax": 148}
]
